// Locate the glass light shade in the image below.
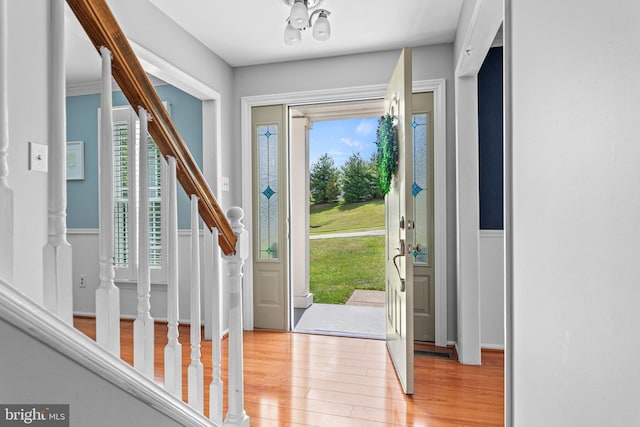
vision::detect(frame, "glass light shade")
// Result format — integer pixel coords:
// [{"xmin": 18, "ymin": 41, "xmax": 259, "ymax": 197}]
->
[
  {"xmin": 284, "ymin": 22, "xmax": 302, "ymax": 45},
  {"xmin": 289, "ymin": 0, "xmax": 309, "ymax": 29},
  {"xmin": 312, "ymin": 12, "xmax": 330, "ymax": 41}
]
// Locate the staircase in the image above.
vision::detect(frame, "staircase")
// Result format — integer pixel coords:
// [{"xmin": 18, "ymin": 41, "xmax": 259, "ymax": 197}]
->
[{"xmin": 0, "ymin": 0, "xmax": 248, "ymax": 425}]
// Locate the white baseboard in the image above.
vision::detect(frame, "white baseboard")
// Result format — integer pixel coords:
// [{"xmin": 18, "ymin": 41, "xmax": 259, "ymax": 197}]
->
[{"xmin": 481, "ymin": 343, "xmax": 505, "ymax": 351}]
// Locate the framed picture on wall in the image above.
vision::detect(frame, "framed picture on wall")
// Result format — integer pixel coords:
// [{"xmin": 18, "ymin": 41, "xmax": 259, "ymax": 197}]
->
[{"xmin": 66, "ymin": 141, "xmax": 85, "ymax": 180}]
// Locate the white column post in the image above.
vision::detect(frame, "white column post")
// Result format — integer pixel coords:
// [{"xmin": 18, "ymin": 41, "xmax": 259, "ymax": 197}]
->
[
  {"xmin": 42, "ymin": 0, "xmax": 73, "ymax": 324},
  {"xmin": 95, "ymin": 46, "xmax": 120, "ymax": 356},
  {"xmin": 290, "ymin": 117, "xmax": 313, "ymax": 308},
  {"xmin": 0, "ymin": 0, "xmax": 13, "ymax": 283},
  {"xmin": 223, "ymin": 207, "xmax": 249, "ymax": 427},
  {"xmin": 164, "ymin": 156, "xmax": 182, "ymax": 397},
  {"xmin": 208, "ymin": 227, "xmax": 223, "ymax": 425},
  {"xmin": 134, "ymin": 107, "xmax": 154, "ymax": 379},
  {"xmin": 188, "ymin": 195, "xmax": 204, "ymax": 411},
  {"xmin": 454, "ymin": 74, "xmax": 481, "ymax": 365}
]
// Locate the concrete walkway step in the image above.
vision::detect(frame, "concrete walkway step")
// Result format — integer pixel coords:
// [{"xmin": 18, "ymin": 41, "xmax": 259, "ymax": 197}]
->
[{"xmin": 346, "ymin": 289, "xmax": 385, "ymax": 307}]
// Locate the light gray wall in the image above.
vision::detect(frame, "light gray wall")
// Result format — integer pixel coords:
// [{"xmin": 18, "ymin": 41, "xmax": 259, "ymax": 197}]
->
[
  {"xmin": 233, "ymin": 44, "xmax": 458, "ymax": 340},
  {"xmin": 0, "ymin": 319, "xmax": 188, "ymax": 427},
  {"xmin": 5, "ymin": 0, "xmax": 49, "ymax": 302},
  {"xmin": 510, "ymin": 0, "xmax": 640, "ymax": 424}
]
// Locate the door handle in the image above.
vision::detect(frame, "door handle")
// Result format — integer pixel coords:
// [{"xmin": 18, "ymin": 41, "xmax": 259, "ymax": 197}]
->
[{"xmin": 393, "ymin": 239, "xmax": 406, "ymax": 292}]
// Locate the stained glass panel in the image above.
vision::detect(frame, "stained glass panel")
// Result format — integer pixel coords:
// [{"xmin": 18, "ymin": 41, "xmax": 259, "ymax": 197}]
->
[
  {"xmin": 412, "ymin": 114, "xmax": 428, "ymax": 264},
  {"xmin": 258, "ymin": 124, "xmax": 279, "ymax": 259}
]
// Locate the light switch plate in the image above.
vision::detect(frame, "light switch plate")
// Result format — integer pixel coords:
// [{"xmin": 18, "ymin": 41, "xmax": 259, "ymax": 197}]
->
[
  {"xmin": 221, "ymin": 176, "xmax": 230, "ymax": 192},
  {"xmin": 29, "ymin": 142, "xmax": 48, "ymax": 172}
]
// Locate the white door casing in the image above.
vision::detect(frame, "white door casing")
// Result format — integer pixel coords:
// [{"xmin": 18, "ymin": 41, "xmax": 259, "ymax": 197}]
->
[{"xmin": 241, "ymin": 79, "xmax": 447, "ymax": 343}]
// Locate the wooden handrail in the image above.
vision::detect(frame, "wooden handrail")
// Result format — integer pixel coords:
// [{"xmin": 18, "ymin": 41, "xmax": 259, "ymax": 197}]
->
[{"xmin": 66, "ymin": 0, "xmax": 236, "ymax": 255}]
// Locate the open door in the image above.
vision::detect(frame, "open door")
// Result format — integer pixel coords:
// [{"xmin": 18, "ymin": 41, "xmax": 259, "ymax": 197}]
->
[{"xmin": 385, "ymin": 48, "xmax": 414, "ymax": 395}]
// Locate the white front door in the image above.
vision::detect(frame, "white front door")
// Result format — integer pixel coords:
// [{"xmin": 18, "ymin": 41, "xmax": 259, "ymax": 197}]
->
[{"xmin": 385, "ymin": 48, "xmax": 415, "ymax": 395}]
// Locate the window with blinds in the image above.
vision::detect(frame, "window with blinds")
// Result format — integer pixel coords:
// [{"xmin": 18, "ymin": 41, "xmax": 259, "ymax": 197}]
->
[
  {"xmin": 113, "ymin": 120, "xmax": 130, "ymax": 267},
  {"xmin": 110, "ymin": 105, "xmax": 165, "ymax": 279},
  {"xmin": 146, "ymin": 131, "xmax": 163, "ymax": 268}
]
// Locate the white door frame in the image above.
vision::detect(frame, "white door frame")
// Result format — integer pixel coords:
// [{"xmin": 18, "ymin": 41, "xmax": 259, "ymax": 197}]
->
[
  {"xmin": 453, "ymin": 0, "xmax": 503, "ymax": 366},
  {"xmin": 241, "ymin": 80, "xmax": 448, "ymax": 347}
]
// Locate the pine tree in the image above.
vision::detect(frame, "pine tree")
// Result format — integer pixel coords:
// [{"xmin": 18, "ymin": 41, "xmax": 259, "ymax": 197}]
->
[
  {"xmin": 342, "ymin": 152, "xmax": 376, "ymax": 202},
  {"xmin": 310, "ymin": 153, "xmax": 341, "ymax": 204}
]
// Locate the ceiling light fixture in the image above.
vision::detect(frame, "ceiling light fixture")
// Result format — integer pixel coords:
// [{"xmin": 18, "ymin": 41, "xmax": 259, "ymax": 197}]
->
[{"xmin": 283, "ymin": 0, "xmax": 331, "ymax": 45}]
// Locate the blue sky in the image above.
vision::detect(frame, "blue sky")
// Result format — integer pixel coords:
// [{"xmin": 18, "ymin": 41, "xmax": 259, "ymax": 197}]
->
[{"xmin": 309, "ymin": 117, "xmax": 379, "ymax": 168}]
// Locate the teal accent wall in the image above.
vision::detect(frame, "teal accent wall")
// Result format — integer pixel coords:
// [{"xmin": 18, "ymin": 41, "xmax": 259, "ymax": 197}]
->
[{"xmin": 66, "ymin": 85, "xmax": 203, "ymax": 230}]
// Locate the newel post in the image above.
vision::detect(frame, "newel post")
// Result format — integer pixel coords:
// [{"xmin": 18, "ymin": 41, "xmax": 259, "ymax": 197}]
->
[{"xmin": 223, "ymin": 207, "xmax": 250, "ymax": 427}]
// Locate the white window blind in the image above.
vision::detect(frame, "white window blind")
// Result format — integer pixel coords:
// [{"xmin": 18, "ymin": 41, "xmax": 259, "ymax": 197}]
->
[
  {"xmin": 108, "ymin": 105, "xmax": 166, "ymax": 280},
  {"xmin": 113, "ymin": 119, "xmax": 130, "ymax": 267}
]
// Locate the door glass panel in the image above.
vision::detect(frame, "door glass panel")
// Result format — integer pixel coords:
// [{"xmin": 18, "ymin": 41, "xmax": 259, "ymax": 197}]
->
[
  {"xmin": 412, "ymin": 114, "xmax": 428, "ymax": 264},
  {"xmin": 258, "ymin": 124, "xmax": 279, "ymax": 259}
]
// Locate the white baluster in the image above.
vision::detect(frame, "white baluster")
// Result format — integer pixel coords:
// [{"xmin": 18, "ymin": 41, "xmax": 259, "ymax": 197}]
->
[
  {"xmin": 134, "ymin": 107, "xmax": 154, "ymax": 379},
  {"xmin": 223, "ymin": 207, "xmax": 250, "ymax": 427},
  {"xmin": 95, "ymin": 46, "xmax": 120, "ymax": 356},
  {"xmin": 164, "ymin": 156, "xmax": 182, "ymax": 397},
  {"xmin": 0, "ymin": 0, "xmax": 13, "ymax": 283},
  {"xmin": 188, "ymin": 195, "xmax": 204, "ymax": 411},
  {"xmin": 208, "ymin": 227, "xmax": 223, "ymax": 425},
  {"xmin": 42, "ymin": 0, "xmax": 73, "ymax": 324}
]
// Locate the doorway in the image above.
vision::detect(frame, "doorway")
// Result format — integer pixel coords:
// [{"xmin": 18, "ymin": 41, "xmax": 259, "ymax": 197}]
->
[
  {"xmin": 272, "ymin": 92, "xmax": 437, "ymax": 342},
  {"xmin": 289, "ymin": 100, "xmax": 387, "ymax": 339}
]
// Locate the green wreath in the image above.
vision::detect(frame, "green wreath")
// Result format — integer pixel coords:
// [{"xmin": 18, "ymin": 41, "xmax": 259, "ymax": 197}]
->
[{"xmin": 375, "ymin": 114, "xmax": 398, "ymax": 195}]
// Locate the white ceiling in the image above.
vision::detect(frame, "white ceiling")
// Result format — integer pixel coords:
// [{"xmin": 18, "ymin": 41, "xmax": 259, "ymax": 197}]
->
[{"xmin": 65, "ymin": 0, "xmax": 463, "ymax": 85}]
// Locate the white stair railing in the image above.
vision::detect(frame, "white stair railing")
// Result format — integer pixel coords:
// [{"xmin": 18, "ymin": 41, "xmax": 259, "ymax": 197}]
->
[
  {"xmin": 0, "ymin": 0, "xmax": 13, "ymax": 284},
  {"xmin": 96, "ymin": 45, "xmax": 120, "ymax": 357},
  {"xmin": 134, "ymin": 106, "xmax": 155, "ymax": 380},
  {"xmin": 47, "ymin": 1, "xmax": 251, "ymax": 423}
]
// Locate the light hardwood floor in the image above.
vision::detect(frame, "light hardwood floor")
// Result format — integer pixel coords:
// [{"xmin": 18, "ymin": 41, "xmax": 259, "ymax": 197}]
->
[{"xmin": 74, "ymin": 318, "xmax": 504, "ymax": 426}]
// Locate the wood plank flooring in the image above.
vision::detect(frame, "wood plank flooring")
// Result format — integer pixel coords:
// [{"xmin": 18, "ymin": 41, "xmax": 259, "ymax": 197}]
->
[{"xmin": 74, "ymin": 318, "xmax": 503, "ymax": 426}]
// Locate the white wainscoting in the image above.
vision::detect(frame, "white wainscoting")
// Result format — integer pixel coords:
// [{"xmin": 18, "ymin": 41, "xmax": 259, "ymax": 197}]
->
[
  {"xmin": 68, "ymin": 229, "xmax": 228, "ymax": 331},
  {"xmin": 479, "ymin": 229, "xmax": 505, "ymax": 349}
]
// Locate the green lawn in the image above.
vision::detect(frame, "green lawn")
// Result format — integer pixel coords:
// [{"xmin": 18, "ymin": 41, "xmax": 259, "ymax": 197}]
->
[
  {"xmin": 310, "ymin": 235, "xmax": 385, "ymax": 304},
  {"xmin": 309, "ymin": 199, "xmax": 384, "ymax": 235}
]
